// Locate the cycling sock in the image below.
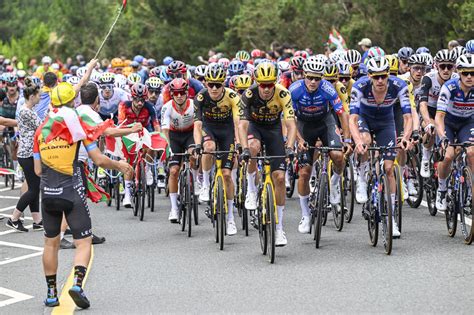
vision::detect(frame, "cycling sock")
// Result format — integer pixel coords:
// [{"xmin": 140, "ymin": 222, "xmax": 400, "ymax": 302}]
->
[
  {"xmin": 227, "ymin": 199, "xmax": 234, "ymax": 221},
  {"xmin": 276, "ymin": 206, "xmax": 284, "ymax": 230},
  {"xmin": 45, "ymin": 274, "xmax": 57, "ymax": 298},
  {"xmin": 358, "ymin": 161, "xmax": 369, "ymax": 182},
  {"xmin": 299, "ymin": 194, "xmax": 310, "ymax": 217},
  {"xmin": 391, "ymin": 193, "xmax": 396, "ymax": 216},
  {"xmin": 331, "ymin": 172, "xmax": 341, "ymax": 186},
  {"xmin": 124, "ymin": 180, "xmax": 132, "ymax": 195},
  {"xmin": 203, "ymin": 170, "xmax": 210, "ymax": 187},
  {"xmin": 247, "ymin": 171, "xmax": 256, "ymax": 192},
  {"xmin": 170, "ymin": 193, "xmax": 178, "ymax": 211},
  {"xmin": 422, "ymin": 146, "xmax": 431, "ymax": 160},
  {"xmin": 73, "ymin": 266, "xmax": 87, "ymax": 288},
  {"xmin": 438, "ymin": 178, "xmax": 447, "ymax": 191}
]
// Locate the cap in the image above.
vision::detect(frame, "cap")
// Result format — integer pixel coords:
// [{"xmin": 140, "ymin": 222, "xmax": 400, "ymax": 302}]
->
[
  {"xmin": 51, "ymin": 82, "xmax": 76, "ymax": 107},
  {"xmin": 358, "ymin": 38, "xmax": 372, "ymax": 47}
]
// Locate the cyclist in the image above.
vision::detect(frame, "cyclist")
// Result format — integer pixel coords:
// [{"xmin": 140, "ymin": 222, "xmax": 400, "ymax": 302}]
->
[
  {"xmin": 350, "ymin": 56, "xmax": 413, "ymax": 237},
  {"xmin": 419, "ymin": 49, "xmax": 456, "ymax": 178},
  {"xmin": 194, "ymin": 65, "xmax": 207, "ymax": 85},
  {"xmin": 289, "ymin": 56, "xmax": 350, "ymax": 233},
  {"xmin": 343, "ymin": 49, "xmax": 362, "ymax": 80},
  {"xmin": 279, "ymin": 56, "xmax": 305, "ymax": 89},
  {"xmin": 435, "ymin": 54, "xmax": 474, "ymax": 211},
  {"xmin": 322, "ymin": 61, "xmax": 350, "ymax": 113},
  {"xmin": 98, "ymin": 72, "xmax": 129, "ymax": 123},
  {"xmin": 239, "ymin": 62, "xmax": 297, "ymax": 246},
  {"xmin": 397, "ymin": 47, "xmax": 414, "ymax": 75},
  {"xmin": 193, "ymin": 63, "xmax": 241, "ymax": 236},
  {"xmin": 145, "ymin": 76, "xmax": 164, "ymax": 115},
  {"xmin": 161, "ymin": 78, "xmax": 196, "ymax": 223},
  {"xmin": 234, "ymin": 74, "xmax": 253, "ymax": 95},
  {"xmin": 337, "ymin": 59, "xmax": 355, "ymax": 94},
  {"xmin": 161, "ymin": 61, "xmax": 204, "ymax": 104}
]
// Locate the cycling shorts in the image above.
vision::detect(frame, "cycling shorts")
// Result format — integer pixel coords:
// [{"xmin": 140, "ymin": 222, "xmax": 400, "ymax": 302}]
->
[
  {"xmin": 202, "ymin": 122, "xmax": 235, "ymax": 169},
  {"xmin": 248, "ymin": 122, "xmax": 286, "ymax": 172},
  {"xmin": 169, "ymin": 130, "xmax": 194, "ymax": 166},
  {"xmin": 297, "ymin": 113, "xmax": 342, "ymax": 165},
  {"xmin": 445, "ymin": 117, "xmax": 474, "ymax": 144},
  {"xmin": 358, "ymin": 115, "xmax": 397, "ymax": 161},
  {"xmin": 428, "ymin": 106, "xmax": 437, "ymax": 120}
]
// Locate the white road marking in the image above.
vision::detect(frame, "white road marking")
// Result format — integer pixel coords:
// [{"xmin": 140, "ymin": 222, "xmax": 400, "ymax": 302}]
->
[
  {"xmin": 0, "ymin": 225, "xmax": 33, "ymax": 236},
  {"xmin": 0, "ymin": 196, "xmax": 20, "ymax": 200},
  {"xmin": 0, "ymin": 287, "xmax": 33, "ymax": 307},
  {"xmin": 0, "ymin": 251, "xmax": 43, "ymax": 266},
  {"xmin": 0, "ymin": 240, "xmax": 43, "ymax": 251},
  {"xmin": 0, "ymin": 206, "xmax": 16, "ymax": 212},
  {"xmin": 0, "ymin": 241, "xmax": 43, "ymax": 266}
]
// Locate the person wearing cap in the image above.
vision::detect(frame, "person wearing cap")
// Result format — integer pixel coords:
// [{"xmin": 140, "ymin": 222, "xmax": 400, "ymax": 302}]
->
[
  {"xmin": 358, "ymin": 38, "xmax": 372, "ymax": 63},
  {"xmin": 35, "ymin": 81, "xmax": 132, "ymax": 309},
  {"xmin": 34, "ymin": 56, "xmax": 63, "ymax": 81}
]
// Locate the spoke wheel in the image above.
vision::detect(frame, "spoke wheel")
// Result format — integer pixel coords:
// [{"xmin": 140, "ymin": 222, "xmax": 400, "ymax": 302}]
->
[
  {"xmin": 380, "ymin": 174, "xmax": 393, "ymax": 255},
  {"xmin": 115, "ymin": 176, "xmax": 121, "ymax": 211},
  {"xmin": 459, "ymin": 167, "xmax": 473, "ymax": 244},
  {"xmin": 264, "ymin": 183, "xmax": 276, "ymax": 263},
  {"xmin": 367, "ymin": 175, "xmax": 378, "ymax": 247},
  {"xmin": 315, "ymin": 174, "xmax": 328, "ymax": 248},
  {"xmin": 139, "ymin": 161, "xmax": 146, "ymax": 221},
  {"xmin": 446, "ymin": 174, "xmax": 458, "ymax": 237},
  {"xmin": 344, "ymin": 159, "xmax": 355, "ymax": 223},
  {"xmin": 216, "ymin": 176, "xmax": 226, "ymax": 250},
  {"xmin": 406, "ymin": 152, "xmax": 423, "ymax": 209},
  {"xmin": 187, "ymin": 170, "xmax": 194, "ymax": 237},
  {"xmin": 394, "ymin": 164, "xmax": 403, "ymax": 233}
]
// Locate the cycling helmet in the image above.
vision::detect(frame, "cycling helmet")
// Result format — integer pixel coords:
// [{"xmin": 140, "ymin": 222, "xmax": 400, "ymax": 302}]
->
[
  {"xmin": 149, "ymin": 67, "xmax": 161, "ymax": 78},
  {"xmin": 130, "ymin": 83, "xmax": 148, "ymax": 98},
  {"xmin": 130, "ymin": 61, "xmax": 140, "ymax": 69},
  {"xmin": 229, "ymin": 75, "xmax": 238, "ymax": 90},
  {"xmin": 313, "ymin": 54, "xmax": 329, "ymax": 64},
  {"xmin": 385, "ymin": 55, "xmax": 399, "ymax": 73},
  {"xmin": 294, "ymin": 50, "xmax": 309, "ymax": 59},
  {"xmin": 235, "ymin": 50, "xmax": 251, "ymax": 62},
  {"xmin": 147, "ymin": 58, "xmax": 157, "ymax": 67},
  {"xmin": 466, "ymin": 40, "xmax": 474, "ymax": 54},
  {"xmin": 277, "ymin": 61, "xmax": 290, "ymax": 73},
  {"xmin": 30, "ymin": 76, "xmax": 42, "ymax": 86},
  {"xmin": 166, "ymin": 60, "xmax": 187, "ymax": 74},
  {"xmin": 397, "ymin": 47, "xmax": 414, "ymax": 60},
  {"xmin": 163, "ymin": 56, "xmax": 174, "ymax": 66},
  {"xmin": 416, "ymin": 47, "xmax": 430, "ymax": 54},
  {"xmin": 111, "ymin": 57, "xmax": 124, "ymax": 68},
  {"xmin": 434, "ymin": 49, "xmax": 455, "ymax": 63},
  {"xmin": 145, "ymin": 77, "xmax": 163, "ymax": 90},
  {"xmin": 16, "ymin": 70, "xmax": 26, "ymax": 79},
  {"xmin": 303, "ymin": 57, "xmax": 325, "ymax": 74},
  {"xmin": 194, "ymin": 65, "xmax": 207, "ymax": 78},
  {"xmin": 3, "ymin": 59, "xmax": 11, "ymax": 66},
  {"xmin": 114, "ymin": 74, "xmax": 127, "ymax": 89},
  {"xmin": 451, "ymin": 46, "xmax": 467, "ymax": 60},
  {"xmin": 127, "ymin": 73, "xmax": 142, "ymax": 85},
  {"xmin": 90, "ymin": 71, "xmax": 102, "ymax": 83},
  {"xmin": 133, "ymin": 55, "xmax": 144, "ymax": 64},
  {"xmin": 169, "ymin": 78, "xmax": 188, "ymax": 92},
  {"xmin": 336, "ymin": 59, "xmax": 352, "ymax": 76},
  {"xmin": 420, "ymin": 53, "xmax": 433, "ymax": 68},
  {"xmin": 67, "ymin": 76, "xmax": 80, "ymax": 85},
  {"xmin": 328, "ymin": 51, "xmax": 343, "ymax": 64},
  {"xmin": 228, "ymin": 60, "xmax": 245, "ymax": 76},
  {"xmin": 456, "ymin": 54, "xmax": 474, "ymax": 70},
  {"xmin": 251, "ymin": 49, "xmax": 262, "ymax": 59},
  {"xmin": 100, "ymin": 72, "xmax": 115, "ymax": 85},
  {"xmin": 254, "ymin": 62, "xmax": 277, "ymax": 83},
  {"xmin": 3, "ymin": 73, "xmax": 18, "ymax": 84},
  {"xmin": 290, "ymin": 56, "xmax": 305, "ymax": 71},
  {"xmin": 51, "ymin": 82, "xmax": 76, "ymax": 106},
  {"xmin": 62, "ymin": 73, "xmax": 72, "ymax": 82},
  {"xmin": 408, "ymin": 53, "xmax": 426, "ymax": 65},
  {"xmin": 366, "ymin": 46, "xmax": 386, "ymax": 61},
  {"xmin": 218, "ymin": 58, "xmax": 230, "ymax": 70},
  {"xmin": 323, "ymin": 62, "xmax": 339, "ymax": 79},
  {"xmin": 366, "ymin": 56, "xmax": 390, "ymax": 74},
  {"xmin": 69, "ymin": 65, "xmax": 79, "ymax": 76},
  {"xmin": 344, "ymin": 49, "xmax": 362, "ymax": 65},
  {"xmin": 235, "ymin": 74, "xmax": 252, "ymax": 90},
  {"xmin": 188, "ymin": 65, "xmax": 196, "ymax": 77},
  {"xmin": 41, "ymin": 56, "xmax": 52, "ymax": 64},
  {"xmin": 159, "ymin": 66, "xmax": 171, "ymax": 83},
  {"xmin": 205, "ymin": 63, "xmax": 226, "ymax": 83},
  {"xmin": 76, "ymin": 67, "xmax": 87, "ymax": 79}
]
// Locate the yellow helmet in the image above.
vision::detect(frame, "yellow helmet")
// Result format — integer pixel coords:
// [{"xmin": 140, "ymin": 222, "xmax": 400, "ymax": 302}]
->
[
  {"xmin": 255, "ymin": 62, "xmax": 277, "ymax": 83},
  {"xmin": 51, "ymin": 82, "xmax": 76, "ymax": 107},
  {"xmin": 205, "ymin": 63, "xmax": 226, "ymax": 83},
  {"xmin": 111, "ymin": 57, "xmax": 124, "ymax": 69},
  {"xmin": 386, "ymin": 54, "xmax": 399, "ymax": 74},
  {"xmin": 235, "ymin": 74, "xmax": 252, "ymax": 90},
  {"xmin": 323, "ymin": 62, "xmax": 339, "ymax": 80}
]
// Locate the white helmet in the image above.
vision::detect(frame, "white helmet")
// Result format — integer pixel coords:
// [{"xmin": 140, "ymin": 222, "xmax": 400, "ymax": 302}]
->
[
  {"xmin": 434, "ymin": 49, "xmax": 455, "ymax": 63},
  {"xmin": 451, "ymin": 46, "xmax": 467, "ymax": 61},
  {"xmin": 303, "ymin": 56, "xmax": 325, "ymax": 74},
  {"xmin": 420, "ymin": 53, "xmax": 433, "ymax": 68},
  {"xmin": 277, "ymin": 61, "xmax": 290, "ymax": 73},
  {"xmin": 366, "ymin": 56, "xmax": 390, "ymax": 74},
  {"xmin": 114, "ymin": 74, "xmax": 127, "ymax": 89},
  {"xmin": 336, "ymin": 59, "xmax": 352, "ymax": 76},
  {"xmin": 67, "ymin": 76, "xmax": 80, "ymax": 85},
  {"xmin": 41, "ymin": 56, "xmax": 52, "ymax": 64},
  {"xmin": 344, "ymin": 49, "xmax": 362, "ymax": 65},
  {"xmin": 195, "ymin": 65, "xmax": 207, "ymax": 78},
  {"xmin": 456, "ymin": 54, "xmax": 474, "ymax": 70},
  {"xmin": 90, "ymin": 70, "xmax": 102, "ymax": 83},
  {"xmin": 76, "ymin": 66, "xmax": 87, "ymax": 79}
]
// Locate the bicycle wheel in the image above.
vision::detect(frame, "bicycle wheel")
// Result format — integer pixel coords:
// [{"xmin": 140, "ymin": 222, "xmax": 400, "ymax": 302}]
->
[
  {"xmin": 139, "ymin": 160, "xmax": 146, "ymax": 221},
  {"xmin": 216, "ymin": 176, "xmax": 225, "ymax": 250},
  {"xmin": 239, "ymin": 164, "xmax": 248, "ymax": 235},
  {"xmin": 264, "ymin": 183, "xmax": 276, "ymax": 263},
  {"xmin": 379, "ymin": 174, "xmax": 393, "ymax": 255},
  {"xmin": 115, "ymin": 176, "xmax": 121, "ymax": 211},
  {"xmin": 186, "ymin": 169, "xmax": 193, "ymax": 237},
  {"xmin": 344, "ymin": 159, "xmax": 355, "ymax": 223},
  {"xmin": 425, "ymin": 174, "xmax": 438, "ymax": 216},
  {"xmin": 445, "ymin": 174, "xmax": 457, "ymax": 237},
  {"xmin": 258, "ymin": 189, "xmax": 268, "ymax": 255},
  {"xmin": 315, "ymin": 174, "xmax": 328, "ymax": 248},
  {"xmin": 460, "ymin": 166, "xmax": 473, "ymax": 244},
  {"xmin": 333, "ymin": 175, "xmax": 344, "ymax": 231},
  {"xmin": 393, "ymin": 164, "xmax": 403, "ymax": 233},
  {"xmin": 133, "ymin": 182, "xmax": 139, "ymax": 217},
  {"xmin": 406, "ymin": 152, "xmax": 423, "ymax": 209},
  {"xmin": 179, "ymin": 173, "xmax": 187, "ymax": 232},
  {"xmin": 286, "ymin": 161, "xmax": 295, "ymax": 198}
]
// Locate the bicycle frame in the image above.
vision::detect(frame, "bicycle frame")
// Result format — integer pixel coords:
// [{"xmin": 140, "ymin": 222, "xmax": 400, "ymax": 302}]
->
[{"xmin": 260, "ymin": 161, "xmax": 278, "ymax": 225}]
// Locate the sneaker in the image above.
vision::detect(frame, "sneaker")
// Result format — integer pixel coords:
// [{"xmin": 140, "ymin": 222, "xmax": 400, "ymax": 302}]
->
[
  {"xmin": 6, "ymin": 218, "xmax": 28, "ymax": 232},
  {"xmin": 407, "ymin": 179, "xmax": 417, "ymax": 196},
  {"xmin": 298, "ymin": 216, "xmax": 311, "ymax": 234},
  {"xmin": 356, "ymin": 181, "xmax": 368, "ymax": 203},
  {"xmin": 275, "ymin": 230, "xmax": 287, "ymax": 247},
  {"xmin": 227, "ymin": 219, "xmax": 237, "ymax": 235},
  {"xmin": 168, "ymin": 208, "xmax": 179, "ymax": 223},
  {"xmin": 60, "ymin": 238, "xmax": 75, "ymax": 249},
  {"xmin": 146, "ymin": 168, "xmax": 154, "ymax": 186},
  {"xmin": 436, "ymin": 189, "xmax": 447, "ymax": 211},
  {"xmin": 33, "ymin": 221, "xmax": 44, "ymax": 231},
  {"xmin": 44, "ymin": 296, "xmax": 59, "ymax": 307},
  {"xmin": 402, "ymin": 180, "xmax": 408, "ymax": 199},
  {"xmin": 420, "ymin": 158, "xmax": 430, "ymax": 178},
  {"xmin": 97, "ymin": 167, "xmax": 106, "ymax": 179},
  {"xmin": 392, "ymin": 218, "xmax": 401, "ymax": 238},
  {"xmin": 123, "ymin": 193, "xmax": 132, "ymax": 208},
  {"xmin": 330, "ymin": 178, "xmax": 341, "ymax": 205},
  {"xmin": 245, "ymin": 191, "xmax": 258, "ymax": 210},
  {"xmin": 68, "ymin": 285, "xmax": 90, "ymax": 309},
  {"xmin": 15, "ymin": 165, "xmax": 24, "ymax": 181},
  {"xmin": 92, "ymin": 234, "xmax": 106, "ymax": 245},
  {"xmin": 199, "ymin": 186, "xmax": 210, "ymax": 203},
  {"xmin": 119, "ymin": 183, "xmax": 125, "ymax": 195}
]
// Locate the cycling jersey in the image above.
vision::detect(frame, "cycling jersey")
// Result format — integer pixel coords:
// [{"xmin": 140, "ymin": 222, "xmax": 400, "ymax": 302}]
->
[
  {"xmin": 99, "ymin": 88, "xmax": 129, "ymax": 116},
  {"xmin": 118, "ymin": 100, "xmax": 159, "ymax": 132},
  {"xmin": 160, "ymin": 99, "xmax": 194, "ymax": 132},
  {"xmin": 161, "ymin": 78, "xmax": 204, "ymax": 104},
  {"xmin": 194, "ymin": 88, "xmax": 240, "ymax": 124},
  {"xmin": 1, "ymin": 94, "xmax": 24, "ymax": 119},
  {"xmin": 289, "ymin": 79, "xmax": 343, "ymax": 121},
  {"xmin": 279, "ymin": 72, "xmax": 293, "ymax": 89},
  {"xmin": 334, "ymin": 81, "xmax": 350, "ymax": 113},
  {"xmin": 399, "ymin": 72, "xmax": 423, "ymax": 106},
  {"xmin": 240, "ymin": 84, "xmax": 295, "ymax": 125},
  {"xmin": 437, "ymin": 78, "xmax": 474, "ymax": 121}
]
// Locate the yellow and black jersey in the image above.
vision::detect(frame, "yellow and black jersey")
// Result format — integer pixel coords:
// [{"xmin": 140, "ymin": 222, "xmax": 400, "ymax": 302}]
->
[
  {"xmin": 334, "ymin": 81, "xmax": 350, "ymax": 113},
  {"xmin": 194, "ymin": 87, "xmax": 241, "ymax": 124},
  {"xmin": 240, "ymin": 83, "xmax": 295, "ymax": 125}
]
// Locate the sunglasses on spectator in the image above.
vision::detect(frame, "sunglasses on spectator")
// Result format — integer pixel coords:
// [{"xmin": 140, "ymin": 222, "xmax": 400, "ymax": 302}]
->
[
  {"xmin": 438, "ymin": 64, "xmax": 454, "ymax": 71},
  {"xmin": 258, "ymin": 82, "xmax": 275, "ymax": 89},
  {"xmin": 411, "ymin": 65, "xmax": 425, "ymax": 72},
  {"xmin": 172, "ymin": 90, "xmax": 188, "ymax": 96},
  {"xmin": 339, "ymin": 76, "xmax": 351, "ymax": 82},
  {"xmin": 208, "ymin": 82, "xmax": 223, "ymax": 89},
  {"xmin": 371, "ymin": 74, "xmax": 388, "ymax": 81},
  {"xmin": 305, "ymin": 75, "xmax": 322, "ymax": 82},
  {"xmin": 460, "ymin": 71, "xmax": 474, "ymax": 77}
]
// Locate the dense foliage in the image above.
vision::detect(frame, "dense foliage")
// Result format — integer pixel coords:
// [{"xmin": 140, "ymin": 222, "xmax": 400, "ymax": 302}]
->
[{"xmin": 0, "ymin": 0, "xmax": 472, "ymax": 63}]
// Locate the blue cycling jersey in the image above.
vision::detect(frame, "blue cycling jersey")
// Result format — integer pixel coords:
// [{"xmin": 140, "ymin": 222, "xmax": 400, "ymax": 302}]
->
[
  {"xmin": 350, "ymin": 76, "xmax": 411, "ymax": 121},
  {"xmin": 289, "ymin": 79, "xmax": 343, "ymax": 122},
  {"xmin": 437, "ymin": 77, "xmax": 474, "ymax": 122}
]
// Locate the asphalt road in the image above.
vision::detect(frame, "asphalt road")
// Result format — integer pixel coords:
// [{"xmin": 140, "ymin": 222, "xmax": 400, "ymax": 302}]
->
[{"xmin": 0, "ymin": 181, "xmax": 473, "ymax": 314}]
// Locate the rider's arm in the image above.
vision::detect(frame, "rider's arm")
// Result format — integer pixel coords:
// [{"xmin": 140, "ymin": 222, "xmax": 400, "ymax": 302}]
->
[
  {"xmin": 230, "ymin": 92, "xmax": 241, "ymax": 145},
  {"xmin": 0, "ymin": 117, "xmax": 17, "ymax": 127},
  {"xmin": 398, "ymin": 82, "xmax": 413, "ymax": 140},
  {"xmin": 87, "ymin": 143, "xmax": 132, "ymax": 177},
  {"xmin": 238, "ymin": 93, "xmax": 250, "ymax": 148},
  {"xmin": 419, "ymin": 76, "xmax": 432, "ymax": 126},
  {"xmin": 435, "ymin": 84, "xmax": 451, "ymax": 140},
  {"xmin": 348, "ymin": 88, "xmax": 363, "ymax": 145},
  {"xmin": 33, "ymin": 130, "xmax": 42, "ymax": 176},
  {"xmin": 160, "ymin": 102, "xmax": 171, "ymax": 142},
  {"xmin": 280, "ymin": 89, "xmax": 296, "ymax": 148}
]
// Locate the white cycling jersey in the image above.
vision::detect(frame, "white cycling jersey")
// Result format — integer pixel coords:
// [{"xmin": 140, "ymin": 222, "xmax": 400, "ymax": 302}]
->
[
  {"xmin": 99, "ymin": 87, "xmax": 129, "ymax": 116},
  {"xmin": 160, "ymin": 99, "xmax": 194, "ymax": 132}
]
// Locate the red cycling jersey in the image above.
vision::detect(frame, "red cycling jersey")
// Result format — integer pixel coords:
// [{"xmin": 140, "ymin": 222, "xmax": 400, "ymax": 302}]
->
[
  {"xmin": 161, "ymin": 78, "xmax": 204, "ymax": 104},
  {"xmin": 118, "ymin": 100, "xmax": 159, "ymax": 131}
]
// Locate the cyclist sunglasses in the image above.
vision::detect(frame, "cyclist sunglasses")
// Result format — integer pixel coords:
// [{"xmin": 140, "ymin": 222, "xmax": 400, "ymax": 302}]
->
[
  {"xmin": 339, "ymin": 76, "xmax": 351, "ymax": 82},
  {"xmin": 258, "ymin": 82, "xmax": 275, "ymax": 89},
  {"xmin": 460, "ymin": 71, "xmax": 474, "ymax": 77},
  {"xmin": 172, "ymin": 90, "xmax": 187, "ymax": 96},
  {"xmin": 148, "ymin": 88, "xmax": 161, "ymax": 94},
  {"xmin": 305, "ymin": 75, "xmax": 322, "ymax": 82},
  {"xmin": 170, "ymin": 73, "xmax": 185, "ymax": 79},
  {"xmin": 411, "ymin": 65, "xmax": 426, "ymax": 72},
  {"xmin": 208, "ymin": 82, "xmax": 223, "ymax": 89},
  {"xmin": 6, "ymin": 83, "xmax": 17, "ymax": 87},
  {"xmin": 438, "ymin": 64, "xmax": 454, "ymax": 71},
  {"xmin": 133, "ymin": 97, "xmax": 146, "ymax": 103},
  {"xmin": 371, "ymin": 74, "xmax": 389, "ymax": 81},
  {"xmin": 100, "ymin": 84, "xmax": 114, "ymax": 91}
]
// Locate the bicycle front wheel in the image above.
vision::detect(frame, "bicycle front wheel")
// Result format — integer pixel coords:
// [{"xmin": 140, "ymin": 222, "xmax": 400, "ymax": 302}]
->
[
  {"xmin": 460, "ymin": 166, "xmax": 473, "ymax": 245},
  {"xmin": 393, "ymin": 164, "xmax": 403, "ymax": 233},
  {"xmin": 186, "ymin": 170, "xmax": 193, "ymax": 237},
  {"xmin": 315, "ymin": 174, "xmax": 328, "ymax": 248},
  {"xmin": 139, "ymin": 160, "xmax": 146, "ymax": 221},
  {"xmin": 406, "ymin": 152, "xmax": 423, "ymax": 209},
  {"xmin": 216, "ymin": 176, "xmax": 226, "ymax": 250},
  {"xmin": 286, "ymin": 161, "xmax": 296, "ymax": 198},
  {"xmin": 333, "ymin": 175, "xmax": 344, "ymax": 231},
  {"xmin": 379, "ymin": 174, "xmax": 393, "ymax": 255},
  {"xmin": 344, "ymin": 158, "xmax": 355, "ymax": 223},
  {"xmin": 264, "ymin": 183, "xmax": 276, "ymax": 263},
  {"xmin": 446, "ymin": 174, "xmax": 457, "ymax": 237}
]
